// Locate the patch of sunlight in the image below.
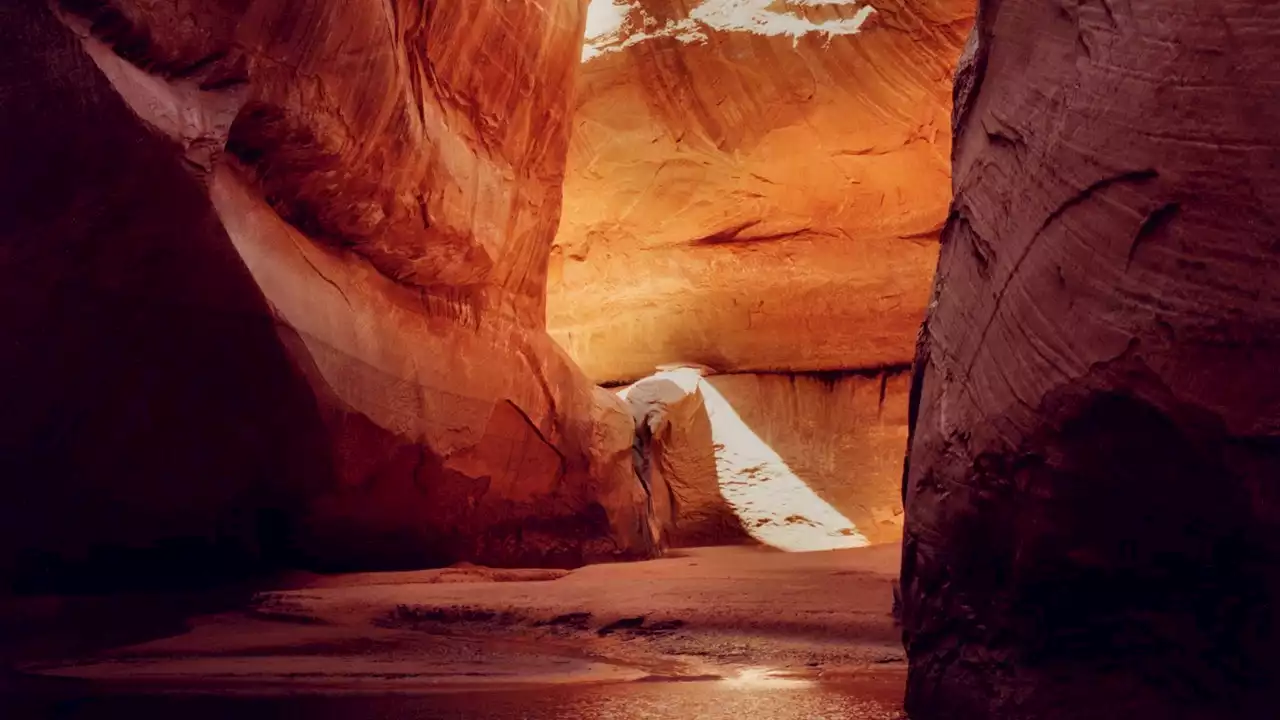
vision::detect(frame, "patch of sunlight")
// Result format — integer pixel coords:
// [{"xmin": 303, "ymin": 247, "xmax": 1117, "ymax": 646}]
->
[
  {"xmin": 636, "ymin": 368, "xmax": 870, "ymax": 552},
  {"xmin": 584, "ymin": 0, "xmax": 632, "ymax": 61},
  {"xmin": 583, "ymin": 0, "xmax": 877, "ymax": 62},
  {"xmin": 721, "ymin": 666, "xmax": 815, "ymax": 688},
  {"xmin": 691, "ymin": 0, "xmax": 877, "ymax": 40}
]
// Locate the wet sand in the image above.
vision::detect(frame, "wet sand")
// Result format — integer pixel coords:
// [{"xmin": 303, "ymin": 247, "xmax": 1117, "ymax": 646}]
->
[
  {"xmin": 6, "ymin": 676, "xmax": 906, "ymax": 720},
  {"xmin": 7, "ymin": 544, "xmax": 905, "ymax": 710}
]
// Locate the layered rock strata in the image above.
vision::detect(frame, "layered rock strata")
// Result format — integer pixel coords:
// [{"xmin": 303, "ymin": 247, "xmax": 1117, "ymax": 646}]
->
[
  {"xmin": 901, "ymin": 0, "xmax": 1280, "ymax": 717},
  {"xmin": 0, "ymin": 0, "xmax": 658, "ymax": 590},
  {"xmin": 549, "ymin": 0, "xmax": 974, "ymax": 385}
]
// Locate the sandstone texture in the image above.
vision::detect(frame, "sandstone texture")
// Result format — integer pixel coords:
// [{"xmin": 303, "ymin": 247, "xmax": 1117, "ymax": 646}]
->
[
  {"xmin": 901, "ymin": 1, "xmax": 1280, "ymax": 717},
  {"xmin": 549, "ymin": 0, "xmax": 973, "ymax": 384},
  {"xmin": 622, "ymin": 368, "xmax": 908, "ymax": 550},
  {"xmin": 1, "ymin": 0, "xmax": 659, "ymax": 590}
]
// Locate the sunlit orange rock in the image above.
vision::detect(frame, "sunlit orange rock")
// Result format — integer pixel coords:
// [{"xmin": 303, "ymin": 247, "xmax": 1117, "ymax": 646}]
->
[
  {"xmin": 0, "ymin": 0, "xmax": 659, "ymax": 587},
  {"xmin": 622, "ymin": 368, "xmax": 909, "ymax": 549},
  {"xmin": 549, "ymin": 0, "xmax": 974, "ymax": 384}
]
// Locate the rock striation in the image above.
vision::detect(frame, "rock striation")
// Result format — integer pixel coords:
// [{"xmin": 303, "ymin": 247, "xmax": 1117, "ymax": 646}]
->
[
  {"xmin": 0, "ymin": 0, "xmax": 659, "ymax": 590},
  {"xmin": 901, "ymin": 0, "xmax": 1280, "ymax": 717},
  {"xmin": 549, "ymin": 0, "xmax": 974, "ymax": 385}
]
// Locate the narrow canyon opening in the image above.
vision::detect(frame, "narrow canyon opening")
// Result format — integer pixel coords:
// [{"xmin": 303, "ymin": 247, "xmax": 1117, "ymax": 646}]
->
[{"xmin": 2, "ymin": 1, "xmax": 1278, "ymax": 719}]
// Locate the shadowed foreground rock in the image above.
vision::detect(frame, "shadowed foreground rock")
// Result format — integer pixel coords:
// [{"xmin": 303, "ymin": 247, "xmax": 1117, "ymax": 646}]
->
[
  {"xmin": 901, "ymin": 0, "xmax": 1280, "ymax": 718},
  {"xmin": 0, "ymin": 0, "xmax": 657, "ymax": 591}
]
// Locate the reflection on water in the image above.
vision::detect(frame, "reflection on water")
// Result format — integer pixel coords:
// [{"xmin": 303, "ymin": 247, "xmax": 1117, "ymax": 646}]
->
[
  {"xmin": 719, "ymin": 666, "xmax": 815, "ymax": 689},
  {"xmin": 10, "ymin": 679, "xmax": 903, "ymax": 720}
]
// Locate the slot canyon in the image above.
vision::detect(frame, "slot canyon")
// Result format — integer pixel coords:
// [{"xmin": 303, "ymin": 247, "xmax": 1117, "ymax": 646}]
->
[{"xmin": 0, "ymin": 0, "xmax": 1276, "ymax": 718}]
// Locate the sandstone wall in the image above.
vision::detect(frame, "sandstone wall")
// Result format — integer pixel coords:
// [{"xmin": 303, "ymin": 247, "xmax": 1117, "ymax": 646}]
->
[
  {"xmin": 901, "ymin": 0, "xmax": 1280, "ymax": 717},
  {"xmin": 0, "ymin": 0, "xmax": 659, "ymax": 590},
  {"xmin": 549, "ymin": 0, "xmax": 973, "ymax": 384}
]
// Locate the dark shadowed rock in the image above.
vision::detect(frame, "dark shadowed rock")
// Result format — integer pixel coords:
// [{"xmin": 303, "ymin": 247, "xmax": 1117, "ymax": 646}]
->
[
  {"xmin": 901, "ymin": 0, "xmax": 1280, "ymax": 717},
  {"xmin": 0, "ymin": 0, "xmax": 331, "ymax": 591},
  {"xmin": 0, "ymin": 0, "xmax": 659, "ymax": 591}
]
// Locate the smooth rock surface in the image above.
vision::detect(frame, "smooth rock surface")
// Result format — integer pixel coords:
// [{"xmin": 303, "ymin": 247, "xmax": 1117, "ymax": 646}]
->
[
  {"xmin": 549, "ymin": 0, "xmax": 973, "ymax": 384},
  {"xmin": 211, "ymin": 166, "xmax": 657, "ymax": 571},
  {"xmin": 901, "ymin": 1, "xmax": 1280, "ymax": 717},
  {"xmin": 622, "ymin": 370, "xmax": 740, "ymax": 548},
  {"xmin": 1, "ymin": 0, "xmax": 658, "ymax": 589},
  {"xmin": 62, "ymin": 0, "xmax": 585, "ymax": 322},
  {"xmin": 622, "ymin": 369, "xmax": 909, "ymax": 549}
]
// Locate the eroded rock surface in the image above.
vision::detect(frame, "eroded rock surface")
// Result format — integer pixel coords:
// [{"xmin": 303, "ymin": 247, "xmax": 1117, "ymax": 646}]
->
[
  {"xmin": 549, "ymin": 0, "xmax": 973, "ymax": 384},
  {"xmin": 1, "ymin": 0, "xmax": 658, "ymax": 589},
  {"xmin": 901, "ymin": 1, "xmax": 1280, "ymax": 717},
  {"xmin": 622, "ymin": 368, "xmax": 908, "ymax": 549},
  {"xmin": 621, "ymin": 370, "xmax": 736, "ymax": 548}
]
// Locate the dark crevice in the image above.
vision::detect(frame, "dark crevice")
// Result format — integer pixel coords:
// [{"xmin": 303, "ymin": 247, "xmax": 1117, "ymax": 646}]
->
[
  {"xmin": 878, "ymin": 373, "xmax": 890, "ymax": 417},
  {"xmin": 1036, "ymin": 169, "xmax": 1158, "ymax": 241},
  {"xmin": 981, "ymin": 111, "xmax": 1026, "ymax": 150},
  {"xmin": 961, "ymin": 168, "xmax": 1159, "ymax": 378},
  {"xmin": 1127, "ymin": 202, "xmax": 1180, "ymax": 271},
  {"xmin": 1096, "ymin": 0, "xmax": 1119, "ymax": 29},
  {"xmin": 501, "ymin": 399, "xmax": 567, "ymax": 481},
  {"xmin": 688, "ymin": 219, "xmax": 814, "ymax": 247}
]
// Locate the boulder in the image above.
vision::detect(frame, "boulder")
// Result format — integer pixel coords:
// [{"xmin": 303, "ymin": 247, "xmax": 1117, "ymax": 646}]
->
[{"xmin": 622, "ymin": 368, "xmax": 909, "ymax": 549}]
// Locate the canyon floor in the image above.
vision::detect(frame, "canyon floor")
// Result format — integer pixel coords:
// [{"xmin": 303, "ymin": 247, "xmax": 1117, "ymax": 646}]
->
[{"xmin": 4, "ymin": 544, "xmax": 905, "ymax": 710}]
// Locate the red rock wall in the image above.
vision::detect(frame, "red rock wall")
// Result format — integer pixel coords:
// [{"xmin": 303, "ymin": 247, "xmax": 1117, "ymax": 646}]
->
[
  {"xmin": 1, "ymin": 0, "xmax": 659, "ymax": 590},
  {"xmin": 226, "ymin": 0, "xmax": 584, "ymax": 321},
  {"xmin": 545, "ymin": 0, "xmax": 972, "ymax": 551},
  {"xmin": 550, "ymin": 0, "xmax": 973, "ymax": 384},
  {"xmin": 61, "ymin": 0, "xmax": 583, "ymax": 320},
  {"xmin": 901, "ymin": 0, "xmax": 1280, "ymax": 717}
]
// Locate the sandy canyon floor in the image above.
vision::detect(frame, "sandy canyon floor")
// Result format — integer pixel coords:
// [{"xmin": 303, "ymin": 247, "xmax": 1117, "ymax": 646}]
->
[{"xmin": 3, "ymin": 545, "xmax": 905, "ymax": 715}]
